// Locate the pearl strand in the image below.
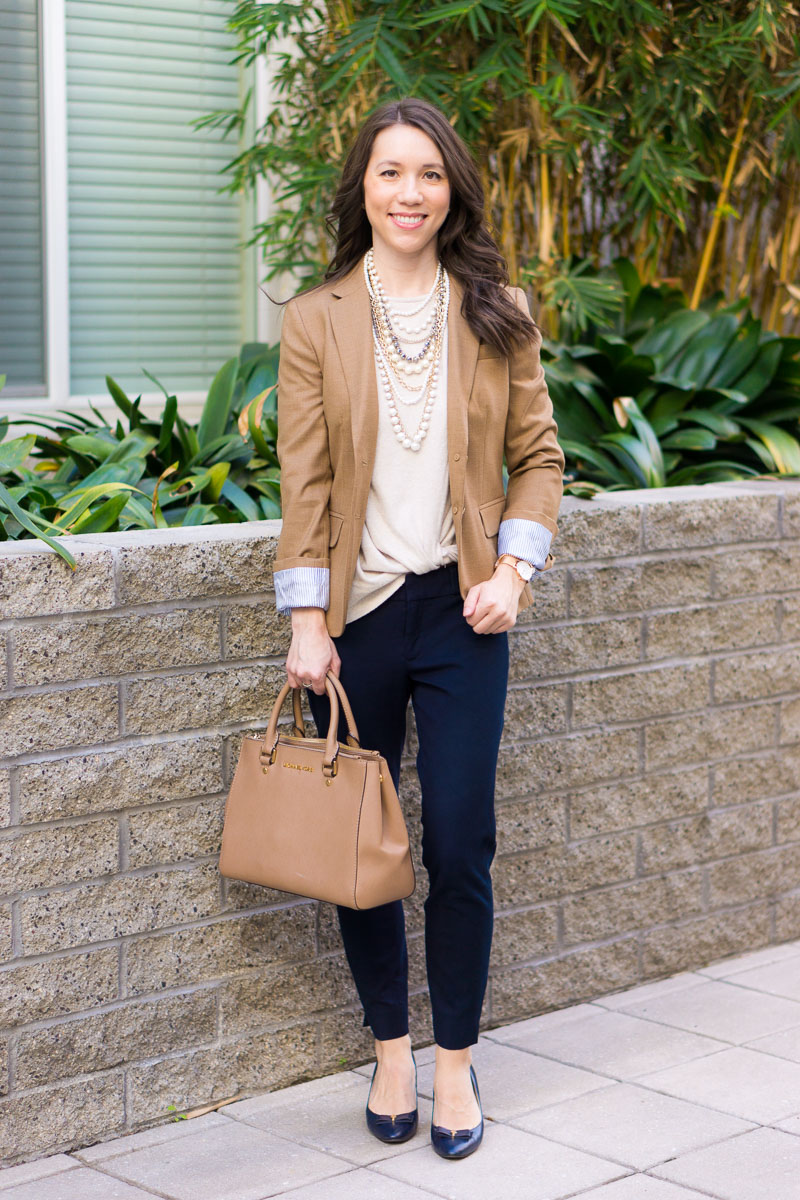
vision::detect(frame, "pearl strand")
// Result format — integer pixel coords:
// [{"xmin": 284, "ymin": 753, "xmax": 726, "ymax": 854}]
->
[
  {"xmin": 365, "ymin": 253, "xmax": 447, "ymax": 381},
  {"xmin": 363, "ymin": 250, "xmax": 449, "ymax": 452}
]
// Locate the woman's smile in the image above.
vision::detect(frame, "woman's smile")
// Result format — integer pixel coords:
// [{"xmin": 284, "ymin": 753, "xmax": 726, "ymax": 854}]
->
[{"xmin": 389, "ymin": 213, "xmax": 427, "ymax": 229}]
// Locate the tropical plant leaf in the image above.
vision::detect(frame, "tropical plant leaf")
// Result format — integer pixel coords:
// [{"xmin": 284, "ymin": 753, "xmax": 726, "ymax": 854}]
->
[
  {"xmin": 69, "ymin": 492, "xmax": 132, "ymax": 534},
  {"xmin": 0, "ymin": 435, "xmax": 36, "ymax": 472},
  {"xmin": 220, "ymin": 477, "xmax": 261, "ymax": 520},
  {"xmin": 661, "ymin": 427, "xmax": 718, "ymax": 450},
  {"xmin": 54, "ymin": 483, "xmax": 143, "ymax": 530},
  {"xmin": 198, "ymin": 357, "xmax": 239, "ymax": 449},
  {"xmin": 738, "ymin": 419, "xmax": 800, "ymax": 474},
  {"xmin": 634, "ymin": 310, "xmax": 710, "ymax": 367},
  {"xmin": 731, "ymin": 340, "xmax": 784, "ymax": 400},
  {"xmin": 0, "ymin": 480, "xmax": 76, "ymax": 566}
]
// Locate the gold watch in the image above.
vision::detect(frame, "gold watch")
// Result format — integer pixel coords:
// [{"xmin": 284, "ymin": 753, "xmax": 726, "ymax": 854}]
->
[{"xmin": 494, "ymin": 553, "xmax": 535, "ymax": 582}]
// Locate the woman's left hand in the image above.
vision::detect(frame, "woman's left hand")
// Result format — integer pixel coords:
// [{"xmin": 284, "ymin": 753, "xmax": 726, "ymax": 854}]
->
[{"xmin": 463, "ymin": 564, "xmax": 527, "ymax": 634}]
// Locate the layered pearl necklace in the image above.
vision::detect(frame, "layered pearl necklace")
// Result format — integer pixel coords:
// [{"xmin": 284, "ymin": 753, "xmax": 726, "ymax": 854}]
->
[{"xmin": 364, "ymin": 247, "xmax": 449, "ymax": 452}]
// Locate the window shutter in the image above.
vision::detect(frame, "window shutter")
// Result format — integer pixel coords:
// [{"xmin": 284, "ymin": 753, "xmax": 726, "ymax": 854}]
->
[
  {"xmin": 65, "ymin": 0, "xmax": 246, "ymax": 398},
  {"xmin": 0, "ymin": 0, "xmax": 46, "ymax": 395}
]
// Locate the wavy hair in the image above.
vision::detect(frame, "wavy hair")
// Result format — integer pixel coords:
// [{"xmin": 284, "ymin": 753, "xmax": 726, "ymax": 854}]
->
[{"xmin": 281, "ymin": 97, "xmax": 539, "ymax": 356}]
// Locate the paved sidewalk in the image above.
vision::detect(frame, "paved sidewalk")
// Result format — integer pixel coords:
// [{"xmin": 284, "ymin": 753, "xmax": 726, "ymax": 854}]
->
[{"xmin": 7, "ymin": 941, "xmax": 800, "ymax": 1199}]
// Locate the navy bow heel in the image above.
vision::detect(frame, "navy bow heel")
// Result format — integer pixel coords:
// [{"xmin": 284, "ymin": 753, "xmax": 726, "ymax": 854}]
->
[
  {"xmin": 365, "ymin": 1051, "xmax": 418, "ymax": 1144},
  {"xmin": 431, "ymin": 1063, "xmax": 484, "ymax": 1159}
]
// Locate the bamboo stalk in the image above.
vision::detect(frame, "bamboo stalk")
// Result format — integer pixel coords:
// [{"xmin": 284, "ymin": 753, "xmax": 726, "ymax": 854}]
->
[
  {"xmin": 768, "ymin": 174, "xmax": 796, "ymax": 330},
  {"xmin": 506, "ymin": 141, "xmax": 519, "ymax": 280},
  {"xmin": 690, "ymin": 92, "xmax": 753, "ymax": 309},
  {"xmin": 558, "ymin": 33, "xmax": 570, "ymax": 261},
  {"xmin": 537, "ymin": 18, "xmax": 552, "ymax": 264},
  {"xmin": 731, "ymin": 175, "xmax": 754, "ymax": 300},
  {"xmin": 744, "ymin": 191, "xmax": 768, "ymax": 310},
  {"xmin": 496, "ymin": 148, "xmax": 511, "ymax": 268}
]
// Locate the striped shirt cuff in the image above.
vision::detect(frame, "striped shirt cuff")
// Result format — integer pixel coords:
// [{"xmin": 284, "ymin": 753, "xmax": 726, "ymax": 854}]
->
[
  {"xmin": 498, "ymin": 519, "xmax": 553, "ymax": 575},
  {"xmin": 274, "ymin": 566, "xmax": 330, "ymax": 614}
]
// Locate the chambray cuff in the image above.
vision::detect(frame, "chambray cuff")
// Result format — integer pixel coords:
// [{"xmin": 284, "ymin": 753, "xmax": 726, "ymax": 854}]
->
[
  {"xmin": 497, "ymin": 519, "xmax": 553, "ymax": 575},
  {"xmin": 274, "ymin": 566, "xmax": 330, "ymax": 614}
]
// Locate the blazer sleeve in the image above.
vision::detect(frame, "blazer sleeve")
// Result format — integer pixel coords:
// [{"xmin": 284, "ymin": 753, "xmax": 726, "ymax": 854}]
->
[
  {"xmin": 499, "ymin": 287, "xmax": 565, "ymax": 566},
  {"xmin": 273, "ymin": 297, "xmax": 333, "ymax": 612}
]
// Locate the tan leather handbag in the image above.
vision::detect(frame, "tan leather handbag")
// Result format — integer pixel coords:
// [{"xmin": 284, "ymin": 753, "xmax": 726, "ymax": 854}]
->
[{"xmin": 219, "ymin": 671, "xmax": 416, "ymax": 909}]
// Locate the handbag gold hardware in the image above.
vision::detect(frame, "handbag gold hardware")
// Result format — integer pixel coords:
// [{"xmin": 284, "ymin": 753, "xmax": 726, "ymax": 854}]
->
[{"xmin": 219, "ymin": 670, "xmax": 416, "ymax": 909}]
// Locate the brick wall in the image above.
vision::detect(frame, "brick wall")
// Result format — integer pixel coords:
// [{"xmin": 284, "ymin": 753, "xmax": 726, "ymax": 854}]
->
[{"xmin": 1, "ymin": 479, "xmax": 799, "ymax": 1163}]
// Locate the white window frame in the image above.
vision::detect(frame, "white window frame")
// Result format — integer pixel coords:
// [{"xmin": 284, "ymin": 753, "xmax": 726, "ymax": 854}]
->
[
  {"xmin": 40, "ymin": 0, "xmax": 69, "ymax": 411},
  {"xmin": 3, "ymin": 0, "xmax": 262, "ymax": 428}
]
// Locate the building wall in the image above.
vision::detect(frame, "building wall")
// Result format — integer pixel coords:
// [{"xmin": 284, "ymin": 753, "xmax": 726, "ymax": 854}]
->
[
  {"xmin": 1, "ymin": 479, "xmax": 799, "ymax": 1162},
  {"xmin": 0, "ymin": 0, "xmax": 253, "ymax": 410}
]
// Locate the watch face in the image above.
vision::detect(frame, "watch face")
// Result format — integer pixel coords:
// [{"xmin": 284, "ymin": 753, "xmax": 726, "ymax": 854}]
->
[{"xmin": 516, "ymin": 559, "xmax": 534, "ymax": 582}]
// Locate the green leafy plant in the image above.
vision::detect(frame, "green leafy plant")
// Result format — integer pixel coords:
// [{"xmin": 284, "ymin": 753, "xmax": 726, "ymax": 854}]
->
[
  {"xmin": 0, "ymin": 345, "xmax": 281, "ymax": 567},
  {"xmin": 201, "ymin": 0, "xmax": 800, "ymax": 334},
  {"xmin": 5, "ymin": 253, "xmax": 799, "ymax": 563},
  {"xmin": 549, "ymin": 258, "xmax": 800, "ymax": 494}
]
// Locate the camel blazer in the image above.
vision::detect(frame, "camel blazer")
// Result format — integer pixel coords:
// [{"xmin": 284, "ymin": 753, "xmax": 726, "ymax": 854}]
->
[{"xmin": 273, "ymin": 259, "xmax": 565, "ymax": 638}]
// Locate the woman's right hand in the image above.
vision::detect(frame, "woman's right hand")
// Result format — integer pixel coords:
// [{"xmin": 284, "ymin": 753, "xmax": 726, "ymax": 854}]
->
[{"xmin": 286, "ymin": 608, "xmax": 341, "ymax": 695}]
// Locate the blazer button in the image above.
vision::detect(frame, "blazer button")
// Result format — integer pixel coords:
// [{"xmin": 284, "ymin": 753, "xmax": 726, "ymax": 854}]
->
[
  {"xmin": 453, "ymin": 453, "xmax": 460, "ymax": 461},
  {"xmin": 452, "ymin": 505, "xmax": 458, "ymax": 514}
]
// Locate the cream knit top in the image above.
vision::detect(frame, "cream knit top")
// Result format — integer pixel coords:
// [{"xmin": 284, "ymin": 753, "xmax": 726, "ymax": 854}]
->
[{"xmin": 345, "ymin": 292, "xmax": 458, "ymax": 624}]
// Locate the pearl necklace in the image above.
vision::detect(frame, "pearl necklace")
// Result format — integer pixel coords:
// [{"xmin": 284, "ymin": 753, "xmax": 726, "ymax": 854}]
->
[
  {"xmin": 366, "ymin": 251, "xmax": 445, "ymax": 373},
  {"xmin": 364, "ymin": 250, "xmax": 449, "ymax": 452},
  {"xmin": 386, "ymin": 266, "xmax": 441, "ymax": 320}
]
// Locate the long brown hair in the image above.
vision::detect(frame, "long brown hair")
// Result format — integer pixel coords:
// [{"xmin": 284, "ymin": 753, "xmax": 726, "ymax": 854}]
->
[{"xmin": 277, "ymin": 97, "xmax": 539, "ymax": 356}]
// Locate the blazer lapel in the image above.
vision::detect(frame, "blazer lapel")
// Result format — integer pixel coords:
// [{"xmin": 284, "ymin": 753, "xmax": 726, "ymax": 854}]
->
[
  {"xmin": 330, "ymin": 263, "xmax": 377, "ymax": 470},
  {"xmin": 445, "ymin": 272, "xmax": 479, "ymax": 513}
]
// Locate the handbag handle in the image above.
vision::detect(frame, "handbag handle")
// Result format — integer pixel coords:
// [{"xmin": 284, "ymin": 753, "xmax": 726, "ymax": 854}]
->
[
  {"xmin": 281, "ymin": 670, "xmax": 361, "ymax": 747},
  {"xmin": 324, "ymin": 671, "xmax": 361, "ymax": 747},
  {"xmin": 262, "ymin": 674, "xmax": 351, "ymax": 779},
  {"xmin": 290, "ymin": 687, "xmax": 305, "ymax": 737}
]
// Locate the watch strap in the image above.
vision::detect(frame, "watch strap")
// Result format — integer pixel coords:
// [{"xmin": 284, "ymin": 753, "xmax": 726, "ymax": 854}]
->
[{"xmin": 494, "ymin": 554, "xmax": 536, "ymax": 581}]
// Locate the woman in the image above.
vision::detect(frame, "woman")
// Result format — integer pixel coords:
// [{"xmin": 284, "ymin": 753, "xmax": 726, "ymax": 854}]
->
[{"xmin": 273, "ymin": 97, "xmax": 564, "ymax": 1159}]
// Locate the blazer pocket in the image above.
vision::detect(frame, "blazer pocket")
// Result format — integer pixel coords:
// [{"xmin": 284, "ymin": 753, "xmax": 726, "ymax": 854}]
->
[
  {"xmin": 478, "ymin": 496, "xmax": 507, "ymax": 538},
  {"xmin": 329, "ymin": 512, "xmax": 345, "ymax": 547}
]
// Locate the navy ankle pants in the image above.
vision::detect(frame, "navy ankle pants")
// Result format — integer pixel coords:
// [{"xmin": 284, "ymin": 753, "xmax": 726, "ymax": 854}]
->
[{"xmin": 305, "ymin": 561, "xmax": 509, "ymax": 1050}]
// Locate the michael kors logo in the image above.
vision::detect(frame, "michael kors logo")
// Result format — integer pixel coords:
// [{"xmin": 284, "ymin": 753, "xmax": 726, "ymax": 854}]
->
[{"xmin": 282, "ymin": 761, "xmax": 313, "ymax": 773}]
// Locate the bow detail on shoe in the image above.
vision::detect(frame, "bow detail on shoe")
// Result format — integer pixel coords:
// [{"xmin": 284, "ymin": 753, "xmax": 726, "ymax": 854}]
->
[
  {"xmin": 430, "ymin": 1064, "xmax": 484, "ymax": 1160},
  {"xmin": 365, "ymin": 1054, "xmax": 419, "ymax": 1144},
  {"xmin": 431, "ymin": 1122, "xmax": 477, "ymax": 1138}
]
